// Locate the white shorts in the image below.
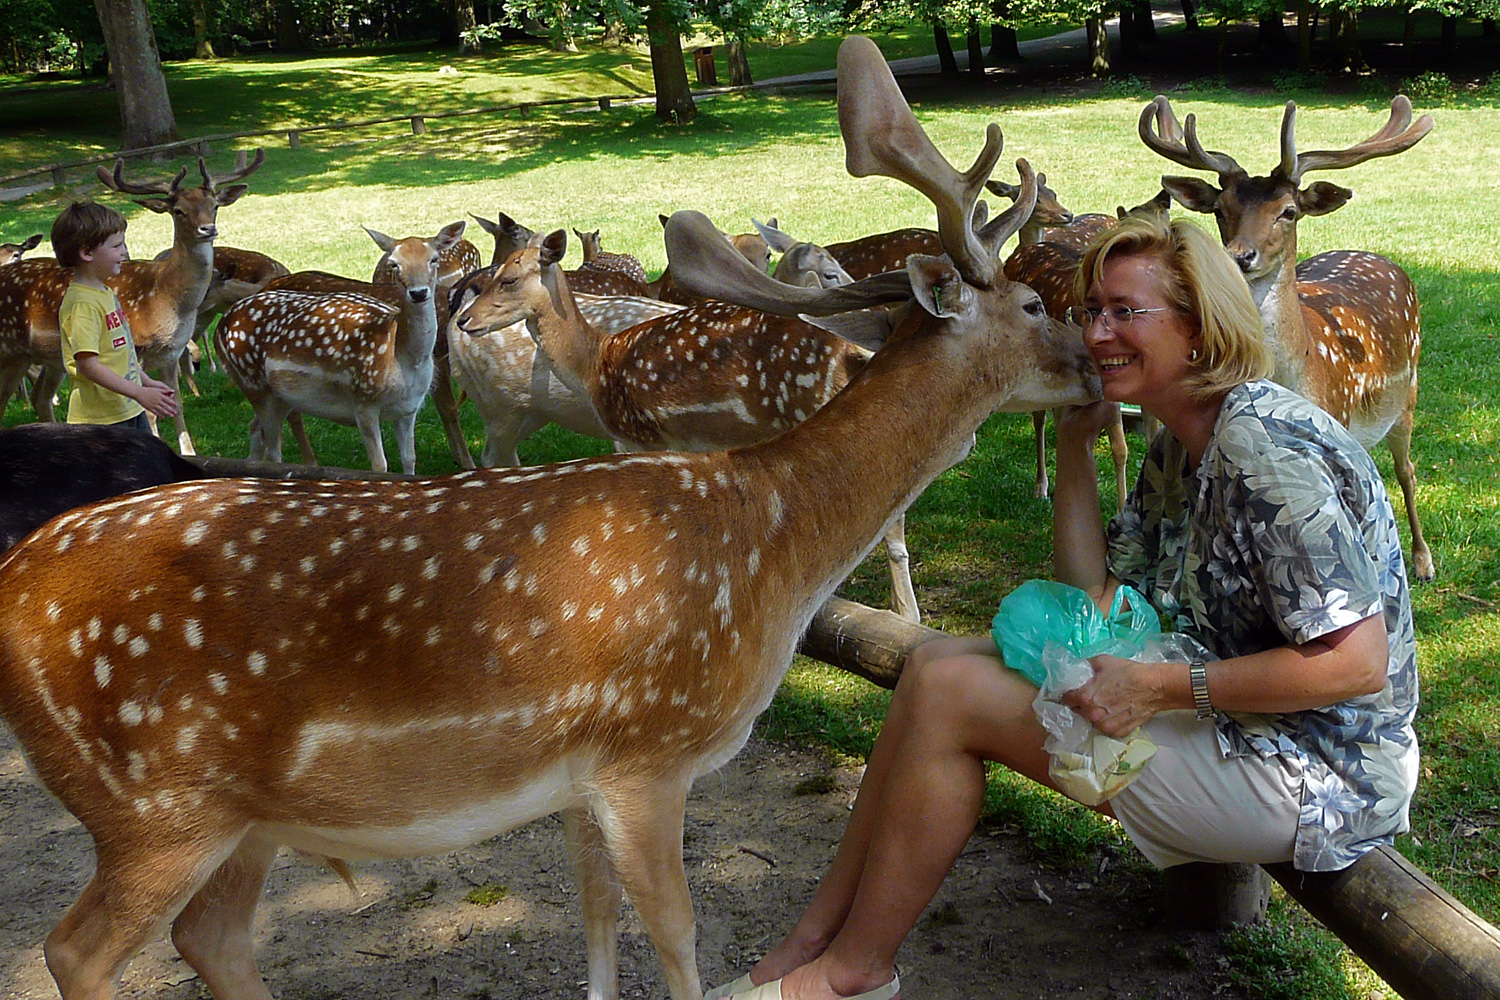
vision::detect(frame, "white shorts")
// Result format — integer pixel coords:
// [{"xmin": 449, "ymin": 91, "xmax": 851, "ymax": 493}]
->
[{"xmin": 1107, "ymin": 711, "xmax": 1302, "ymax": 870}]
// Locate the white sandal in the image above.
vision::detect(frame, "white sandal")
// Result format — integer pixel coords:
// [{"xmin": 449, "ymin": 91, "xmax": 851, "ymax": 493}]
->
[{"xmin": 729, "ymin": 972, "xmax": 900, "ymax": 1000}]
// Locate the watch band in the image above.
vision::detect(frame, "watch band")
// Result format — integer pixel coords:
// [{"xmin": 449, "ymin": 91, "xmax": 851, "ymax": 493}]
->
[{"xmin": 1189, "ymin": 662, "xmax": 1214, "ymax": 719}]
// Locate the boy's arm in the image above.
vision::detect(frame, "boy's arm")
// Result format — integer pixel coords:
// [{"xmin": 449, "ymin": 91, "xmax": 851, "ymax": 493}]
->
[{"xmin": 74, "ymin": 353, "xmax": 180, "ymax": 418}]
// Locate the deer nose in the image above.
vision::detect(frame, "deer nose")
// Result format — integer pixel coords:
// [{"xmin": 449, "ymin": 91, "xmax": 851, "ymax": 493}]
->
[
  {"xmin": 1059, "ymin": 211, "xmax": 1074, "ymax": 225},
  {"xmin": 1230, "ymin": 246, "xmax": 1258, "ymax": 273},
  {"xmin": 410, "ymin": 287, "xmax": 431, "ymax": 303},
  {"xmin": 198, "ymin": 224, "xmax": 218, "ymax": 240}
]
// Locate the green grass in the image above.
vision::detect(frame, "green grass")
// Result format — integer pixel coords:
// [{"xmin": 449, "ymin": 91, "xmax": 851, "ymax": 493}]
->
[{"xmin": 4, "ymin": 46, "xmax": 1499, "ymax": 1000}]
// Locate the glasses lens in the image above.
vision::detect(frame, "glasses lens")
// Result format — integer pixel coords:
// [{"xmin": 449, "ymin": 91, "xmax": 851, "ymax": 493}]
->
[
  {"xmin": 1107, "ymin": 305, "xmax": 1136, "ymax": 328},
  {"xmin": 1070, "ymin": 306, "xmax": 1097, "ymax": 327}
]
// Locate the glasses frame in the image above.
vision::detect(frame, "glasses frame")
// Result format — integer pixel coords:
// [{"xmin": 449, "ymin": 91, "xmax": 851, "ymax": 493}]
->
[{"xmin": 1069, "ymin": 304, "xmax": 1174, "ymax": 331}]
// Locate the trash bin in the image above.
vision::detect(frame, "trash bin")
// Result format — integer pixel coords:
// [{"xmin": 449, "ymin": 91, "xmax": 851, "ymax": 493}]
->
[{"xmin": 693, "ymin": 46, "xmax": 718, "ymax": 86}]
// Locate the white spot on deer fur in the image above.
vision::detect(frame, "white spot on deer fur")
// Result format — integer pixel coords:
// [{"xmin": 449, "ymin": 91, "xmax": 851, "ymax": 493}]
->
[
  {"xmin": 192, "ymin": 586, "xmax": 207, "ymax": 602},
  {"xmin": 767, "ymin": 490, "xmax": 784, "ymax": 529},
  {"xmin": 248, "ymin": 652, "xmax": 267, "ymax": 676},
  {"xmin": 300, "ymin": 556, "xmax": 317, "ymax": 575},
  {"xmin": 184, "ymin": 620, "xmax": 203, "ymax": 649},
  {"xmin": 383, "ymin": 616, "xmax": 403, "ymax": 636},
  {"xmin": 465, "ymin": 533, "xmax": 483, "ymax": 551},
  {"xmin": 588, "ymin": 605, "xmax": 604, "ymax": 622},
  {"xmin": 209, "ymin": 674, "xmax": 228, "ymax": 695},
  {"xmin": 387, "ymin": 583, "xmax": 405, "ymax": 602},
  {"xmin": 129, "ymin": 636, "xmax": 149, "ymax": 658},
  {"xmin": 747, "ymin": 548, "xmax": 761, "ymax": 576},
  {"xmin": 529, "ymin": 618, "xmax": 548, "ymax": 638},
  {"xmin": 184, "ymin": 521, "xmax": 208, "ymax": 545},
  {"xmin": 177, "ymin": 725, "xmax": 200, "ymax": 754},
  {"xmin": 402, "ymin": 535, "xmax": 421, "ymax": 551},
  {"xmin": 119, "ymin": 701, "xmax": 144, "ymax": 726},
  {"xmin": 94, "ymin": 656, "xmax": 111, "ymax": 688}
]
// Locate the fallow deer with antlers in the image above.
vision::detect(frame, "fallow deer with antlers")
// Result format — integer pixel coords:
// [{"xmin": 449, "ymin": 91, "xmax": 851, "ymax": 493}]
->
[
  {"xmin": 215, "ymin": 222, "xmax": 465, "ymax": 474},
  {"xmin": 1140, "ymin": 94, "xmax": 1435, "ymax": 580},
  {"xmin": 0, "ymin": 151, "xmax": 263, "ymax": 449},
  {"xmin": 0, "ymin": 36, "xmax": 1097, "ymax": 1000}
]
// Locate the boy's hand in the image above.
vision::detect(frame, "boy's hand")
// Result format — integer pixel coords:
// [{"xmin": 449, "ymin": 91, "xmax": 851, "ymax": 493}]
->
[{"xmin": 137, "ymin": 385, "xmax": 179, "ymax": 418}]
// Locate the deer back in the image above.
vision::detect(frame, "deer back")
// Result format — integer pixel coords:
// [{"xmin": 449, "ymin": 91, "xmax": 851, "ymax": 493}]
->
[
  {"xmin": 825, "ymin": 228, "xmax": 944, "ymax": 281},
  {"xmin": 1003, "ymin": 241, "xmax": 1084, "ymax": 319}
]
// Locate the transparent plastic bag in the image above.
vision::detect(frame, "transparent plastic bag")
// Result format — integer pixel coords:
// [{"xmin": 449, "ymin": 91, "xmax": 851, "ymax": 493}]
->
[{"xmin": 992, "ymin": 582, "xmax": 1212, "ymax": 805}]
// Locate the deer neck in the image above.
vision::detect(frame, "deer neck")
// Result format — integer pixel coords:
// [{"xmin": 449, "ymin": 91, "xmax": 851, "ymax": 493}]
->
[
  {"xmin": 1016, "ymin": 218, "xmax": 1044, "ymax": 246},
  {"xmin": 528, "ymin": 266, "xmax": 604, "ymax": 397},
  {"xmin": 394, "ymin": 290, "xmax": 439, "ymax": 367},
  {"xmin": 1249, "ymin": 250, "xmax": 1310, "ymax": 394}
]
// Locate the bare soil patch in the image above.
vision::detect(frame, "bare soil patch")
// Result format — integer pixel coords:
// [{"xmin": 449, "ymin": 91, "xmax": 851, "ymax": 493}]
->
[{"xmin": 0, "ymin": 722, "xmax": 1249, "ymax": 1000}]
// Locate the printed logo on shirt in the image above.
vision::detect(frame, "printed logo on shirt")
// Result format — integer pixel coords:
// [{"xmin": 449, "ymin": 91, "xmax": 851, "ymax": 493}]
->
[
  {"xmin": 113, "ymin": 335, "xmax": 128, "ymax": 349},
  {"xmin": 105, "ymin": 309, "xmax": 124, "ymax": 331}
]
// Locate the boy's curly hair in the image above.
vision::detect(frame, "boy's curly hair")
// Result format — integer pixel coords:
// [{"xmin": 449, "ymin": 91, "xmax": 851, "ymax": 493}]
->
[{"xmin": 50, "ymin": 201, "xmax": 126, "ymax": 268}]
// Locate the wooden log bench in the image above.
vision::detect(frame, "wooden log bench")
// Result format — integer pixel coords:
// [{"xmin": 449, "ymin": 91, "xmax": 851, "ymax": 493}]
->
[{"xmin": 183, "ymin": 458, "xmax": 1500, "ymax": 1000}]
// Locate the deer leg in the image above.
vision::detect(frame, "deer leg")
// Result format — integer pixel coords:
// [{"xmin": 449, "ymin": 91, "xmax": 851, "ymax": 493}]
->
[
  {"xmin": 0, "ymin": 362, "xmax": 30, "ymax": 419},
  {"xmin": 353, "ymin": 409, "xmax": 389, "ymax": 473},
  {"xmin": 1106, "ymin": 410, "xmax": 1129, "ymax": 513},
  {"xmin": 430, "ymin": 351, "xmax": 475, "ymax": 469},
  {"xmin": 179, "ymin": 346, "xmax": 202, "ymax": 397},
  {"xmin": 563, "ymin": 806, "xmax": 624, "ymax": 1000},
  {"xmin": 286, "ymin": 413, "xmax": 318, "ymax": 466},
  {"xmin": 394, "ymin": 409, "xmax": 419, "ymax": 476},
  {"xmin": 479, "ymin": 411, "xmax": 543, "ymax": 467},
  {"xmin": 44, "ymin": 834, "xmax": 241, "ymax": 1000},
  {"xmin": 29, "ymin": 363, "xmax": 65, "ymax": 422},
  {"xmin": 158, "ymin": 357, "xmax": 196, "ymax": 455},
  {"xmin": 1386, "ymin": 399, "xmax": 1434, "ymax": 582},
  {"xmin": 883, "ymin": 514, "xmax": 920, "ymax": 623},
  {"xmin": 593, "ymin": 774, "xmax": 702, "ymax": 1000},
  {"xmin": 170, "ymin": 834, "xmax": 279, "ymax": 1000},
  {"xmin": 1032, "ymin": 410, "xmax": 1049, "ymax": 499},
  {"xmin": 248, "ymin": 399, "xmax": 291, "ymax": 464}
]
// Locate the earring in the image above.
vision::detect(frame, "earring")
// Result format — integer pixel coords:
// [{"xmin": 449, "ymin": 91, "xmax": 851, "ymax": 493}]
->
[{"xmin": 1188, "ymin": 348, "xmax": 1201, "ymax": 363}]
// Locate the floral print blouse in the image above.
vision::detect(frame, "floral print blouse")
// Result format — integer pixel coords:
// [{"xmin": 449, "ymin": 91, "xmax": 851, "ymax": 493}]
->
[{"xmin": 1107, "ymin": 380, "xmax": 1419, "ymax": 872}]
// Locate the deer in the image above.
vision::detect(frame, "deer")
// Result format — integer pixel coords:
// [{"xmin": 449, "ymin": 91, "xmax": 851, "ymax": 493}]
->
[
  {"xmin": 472, "ymin": 209, "xmax": 538, "ymax": 267},
  {"xmin": 446, "ymin": 269, "xmax": 685, "ymax": 466},
  {"xmin": 1002, "ymin": 188, "xmax": 1173, "ymax": 505},
  {"xmin": 0, "ymin": 37, "xmax": 1097, "ymax": 1000},
  {"xmin": 214, "ymin": 222, "xmax": 465, "ymax": 474},
  {"xmin": 752, "ymin": 218, "xmax": 855, "ymax": 288},
  {"xmin": 151, "ymin": 246, "xmax": 290, "ymax": 392},
  {"xmin": 0, "ymin": 233, "xmax": 43, "ymax": 267},
  {"xmin": 573, "ymin": 227, "xmax": 650, "ymax": 284},
  {"xmin": 1139, "ymin": 93, "xmax": 1435, "ymax": 581},
  {"xmin": 0, "ymin": 150, "xmax": 263, "ymax": 451},
  {"xmin": 373, "ymin": 226, "xmax": 482, "ymax": 471}
]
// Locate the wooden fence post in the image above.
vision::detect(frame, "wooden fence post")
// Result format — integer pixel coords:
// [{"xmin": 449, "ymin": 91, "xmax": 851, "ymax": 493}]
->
[
  {"xmin": 287, "ymin": 130, "xmax": 301, "ymax": 149},
  {"xmin": 50, "ymin": 166, "xmax": 66, "ymax": 187},
  {"xmin": 598, "ymin": 97, "xmax": 611, "ymax": 111},
  {"xmin": 411, "ymin": 115, "xmax": 426, "ymax": 135}
]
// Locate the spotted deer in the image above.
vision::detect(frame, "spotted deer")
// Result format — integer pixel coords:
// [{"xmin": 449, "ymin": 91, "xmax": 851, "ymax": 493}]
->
[
  {"xmin": 0, "ymin": 233, "xmax": 43, "ymax": 267},
  {"xmin": 1003, "ymin": 188, "xmax": 1172, "ymax": 505},
  {"xmin": 446, "ymin": 278, "xmax": 684, "ymax": 466},
  {"xmin": 454, "ymin": 228, "xmax": 933, "ymax": 622},
  {"xmin": 0, "ymin": 36, "xmax": 1097, "ymax": 1000},
  {"xmin": 0, "ymin": 151, "xmax": 263, "ymax": 449},
  {"xmin": 214, "ymin": 222, "xmax": 465, "ymax": 474},
  {"xmin": 573, "ymin": 227, "xmax": 650, "ymax": 285},
  {"xmin": 152, "ymin": 246, "xmax": 290, "ymax": 391},
  {"xmin": 373, "ymin": 226, "xmax": 482, "ymax": 471},
  {"xmin": 1140, "ymin": 94, "xmax": 1435, "ymax": 580}
]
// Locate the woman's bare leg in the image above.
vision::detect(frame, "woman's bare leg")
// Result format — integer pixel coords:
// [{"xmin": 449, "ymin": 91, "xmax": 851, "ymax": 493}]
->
[{"xmin": 745, "ymin": 637, "xmax": 1063, "ymax": 998}]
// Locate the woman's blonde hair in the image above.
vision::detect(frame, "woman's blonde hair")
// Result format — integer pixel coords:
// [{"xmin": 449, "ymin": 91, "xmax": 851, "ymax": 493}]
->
[{"xmin": 1073, "ymin": 215, "xmax": 1271, "ymax": 400}]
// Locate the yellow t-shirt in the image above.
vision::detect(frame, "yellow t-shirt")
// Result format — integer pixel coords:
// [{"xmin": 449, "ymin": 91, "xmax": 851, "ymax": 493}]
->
[{"xmin": 59, "ymin": 281, "xmax": 145, "ymax": 425}]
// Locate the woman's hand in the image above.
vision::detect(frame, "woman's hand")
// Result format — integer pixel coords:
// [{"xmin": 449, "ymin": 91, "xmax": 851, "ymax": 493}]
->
[
  {"xmin": 1061, "ymin": 653, "xmax": 1166, "ymax": 738},
  {"xmin": 1054, "ymin": 401, "xmax": 1121, "ymax": 450}
]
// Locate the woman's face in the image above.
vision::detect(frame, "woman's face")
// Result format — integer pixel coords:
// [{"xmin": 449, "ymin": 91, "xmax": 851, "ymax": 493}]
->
[{"xmin": 1081, "ymin": 253, "xmax": 1201, "ymax": 410}]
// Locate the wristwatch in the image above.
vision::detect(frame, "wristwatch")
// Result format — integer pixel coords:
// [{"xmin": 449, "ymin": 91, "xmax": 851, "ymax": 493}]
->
[{"xmin": 1189, "ymin": 660, "xmax": 1214, "ymax": 719}]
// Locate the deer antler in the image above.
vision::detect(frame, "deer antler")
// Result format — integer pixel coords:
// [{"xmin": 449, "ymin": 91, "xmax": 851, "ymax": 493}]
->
[
  {"xmin": 1138, "ymin": 95, "xmax": 1244, "ymax": 178},
  {"xmin": 837, "ymin": 35, "xmax": 1005, "ymax": 286},
  {"xmin": 96, "ymin": 159, "xmax": 187, "ymax": 196},
  {"xmin": 1277, "ymin": 96, "xmax": 1433, "ymax": 183},
  {"xmin": 663, "ymin": 211, "xmax": 913, "ymax": 317},
  {"xmin": 205, "ymin": 148, "xmax": 266, "ymax": 190}
]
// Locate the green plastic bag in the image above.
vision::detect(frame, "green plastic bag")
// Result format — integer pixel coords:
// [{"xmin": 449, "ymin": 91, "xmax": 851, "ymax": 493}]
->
[{"xmin": 991, "ymin": 579, "xmax": 1160, "ymax": 687}]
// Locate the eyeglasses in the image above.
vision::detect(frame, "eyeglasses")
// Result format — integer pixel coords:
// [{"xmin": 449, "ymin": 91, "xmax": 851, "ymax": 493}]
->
[{"xmin": 1068, "ymin": 305, "xmax": 1173, "ymax": 331}]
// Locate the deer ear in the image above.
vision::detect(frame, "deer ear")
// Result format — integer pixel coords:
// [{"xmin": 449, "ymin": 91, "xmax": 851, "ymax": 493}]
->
[
  {"xmin": 1296, "ymin": 181, "xmax": 1353, "ymax": 217},
  {"xmin": 364, "ymin": 227, "xmax": 396, "ymax": 252},
  {"xmin": 471, "ymin": 214, "xmax": 498, "ymax": 235},
  {"xmin": 540, "ymin": 229, "xmax": 568, "ymax": 266},
  {"xmin": 22, "ymin": 234, "xmax": 42, "ymax": 251},
  {"xmin": 752, "ymin": 218, "xmax": 796, "ymax": 253},
  {"xmin": 907, "ymin": 255, "xmax": 974, "ymax": 319},
  {"xmin": 983, "ymin": 179, "xmax": 1019, "ymax": 202},
  {"xmin": 658, "ymin": 214, "xmax": 670, "ymax": 228},
  {"xmin": 136, "ymin": 198, "xmax": 173, "ymax": 214},
  {"xmin": 433, "ymin": 220, "xmax": 466, "ymax": 250},
  {"xmin": 216, "ymin": 184, "xmax": 250, "ymax": 208},
  {"xmin": 1160, "ymin": 176, "xmax": 1220, "ymax": 214}
]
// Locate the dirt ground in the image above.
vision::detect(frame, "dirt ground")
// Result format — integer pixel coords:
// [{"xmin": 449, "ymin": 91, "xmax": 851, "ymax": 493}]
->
[{"xmin": 0, "ymin": 723, "xmax": 1249, "ymax": 1000}]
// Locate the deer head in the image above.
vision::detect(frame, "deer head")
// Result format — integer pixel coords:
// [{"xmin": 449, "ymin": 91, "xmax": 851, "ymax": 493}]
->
[
  {"xmin": 751, "ymin": 218, "xmax": 855, "ymax": 288},
  {"xmin": 1140, "ymin": 95, "xmax": 1432, "ymax": 282},
  {"xmin": 0, "ymin": 234, "xmax": 42, "ymax": 267},
  {"xmin": 366, "ymin": 220, "xmax": 466, "ymax": 306},
  {"xmin": 97, "ymin": 148, "xmax": 265, "ymax": 247}
]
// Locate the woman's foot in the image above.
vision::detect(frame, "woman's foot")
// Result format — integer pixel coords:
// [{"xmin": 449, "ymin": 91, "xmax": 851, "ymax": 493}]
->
[
  {"xmin": 732, "ymin": 965, "xmax": 899, "ymax": 1000},
  {"xmin": 742, "ymin": 931, "xmax": 835, "ymax": 990}
]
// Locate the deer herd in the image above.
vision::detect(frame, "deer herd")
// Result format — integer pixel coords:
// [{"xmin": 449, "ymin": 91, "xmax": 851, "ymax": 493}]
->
[{"xmin": 0, "ymin": 35, "xmax": 1436, "ymax": 1000}]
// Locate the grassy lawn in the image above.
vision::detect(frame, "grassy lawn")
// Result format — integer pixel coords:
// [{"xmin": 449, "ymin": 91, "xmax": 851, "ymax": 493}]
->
[{"xmin": 4, "ymin": 39, "xmax": 1499, "ymax": 1000}]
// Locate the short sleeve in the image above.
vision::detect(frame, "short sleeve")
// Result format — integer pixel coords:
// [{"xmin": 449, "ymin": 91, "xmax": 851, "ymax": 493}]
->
[
  {"xmin": 62, "ymin": 297, "xmax": 108, "ymax": 356},
  {"xmin": 1230, "ymin": 437, "xmax": 1384, "ymax": 646}
]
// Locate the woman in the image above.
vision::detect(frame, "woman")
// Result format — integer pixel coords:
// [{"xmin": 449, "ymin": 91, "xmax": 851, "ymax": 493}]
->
[{"xmin": 710, "ymin": 216, "xmax": 1419, "ymax": 1000}]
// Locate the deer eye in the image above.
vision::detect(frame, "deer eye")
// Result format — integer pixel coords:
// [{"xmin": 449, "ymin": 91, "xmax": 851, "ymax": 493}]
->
[
  {"xmin": 1279, "ymin": 206, "xmax": 1297, "ymax": 221},
  {"xmin": 1023, "ymin": 298, "xmax": 1045, "ymax": 317}
]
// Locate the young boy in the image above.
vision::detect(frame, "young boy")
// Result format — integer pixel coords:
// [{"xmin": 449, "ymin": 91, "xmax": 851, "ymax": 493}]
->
[{"xmin": 52, "ymin": 201, "xmax": 179, "ymax": 430}]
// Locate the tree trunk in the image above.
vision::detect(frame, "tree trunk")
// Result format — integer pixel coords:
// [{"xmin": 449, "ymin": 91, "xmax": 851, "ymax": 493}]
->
[
  {"xmin": 1135, "ymin": 2, "xmax": 1158, "ymax": 43},
  {"xmin": 934, "ymin": 21, "xmax": 957, "ymax": 73},
  {"xmin": 1258, "ymin": 11, "xmax": 1290, "ymax": 49},
  {"xmin": 1180, "ymin": 0, "xmax": 1199, "ymax": 32},
  {"xmin": 726, "ymin": 34, "xmax": 753, "ymax": 87},
  {"xmin": 450, "ymin": 0, "xmax": 477, "ymax": 50},
  {"xmin": 1441, "ymin": 14, "xmax": 1457, "ymax": 52},
  {"xmin": 989, "ymin": 22, "xmax": 1021, "ymax": 61},
  {"xmin": 645, "ymin": 2, "xmax": 695, "ymax": 124},
  {"xmin": 1403, "ymin": 11, "xmax": 1416, "ymax": 65},
  {"xmin": 1120, "ymin": 4, "xmax": 1138, "ymax": 57},
  {"xmin": 1485, "ymin": 17, "xmax": 1498, "ymax": 37},
  {"xmin": 1333, "ymin": 9, "xmax": 1367, "ymax": 72},
  {"xmin": 1297, "ymin": 0, "xmax": 1313, "ymax": 70},
  {"xmin": 92, "ymin": 0, "xmax": 179, "ymax": 149},
  {"xmin": 1086, "ymin": 17, "xmax": 1111, "ymax": 76},
  {"xmin": 191, "ymin": 0, "xmax": 215, "ymax": 58},
  {"xmin": 965, "ymin": 19, "xmax": 986, "ymax": 76},
  {"xmin": 273, "ymin": 0, "xmax": 305, "ymax": 52},
  {"xmin": 551, "ymin": 0, "xmax": 579, "ymax": 52}
]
